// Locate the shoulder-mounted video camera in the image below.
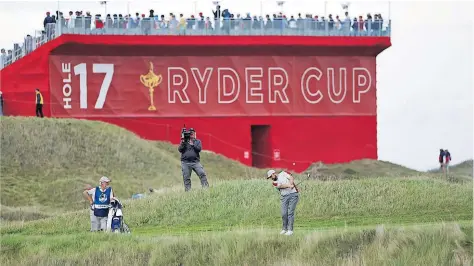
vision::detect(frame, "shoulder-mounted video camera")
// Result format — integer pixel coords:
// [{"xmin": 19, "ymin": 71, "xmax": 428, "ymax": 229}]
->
[{"xmin": 181, "ymin": 124, "xmax": 195, "ymax": 142}]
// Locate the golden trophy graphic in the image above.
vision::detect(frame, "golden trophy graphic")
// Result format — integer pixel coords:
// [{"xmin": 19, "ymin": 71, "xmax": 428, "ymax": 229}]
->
[{"xmin": 140, "ymin": 62, "xmax": 162, "ymax": 111}]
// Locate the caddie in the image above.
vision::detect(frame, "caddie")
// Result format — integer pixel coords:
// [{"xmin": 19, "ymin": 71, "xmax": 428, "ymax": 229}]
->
[
  {"xmin": 83, "ymin": 176, "xmax": 115, "ymax": 232},
  {"xmin": 266, "ymin": 169, "xmax": 300, "ymax": 236}
]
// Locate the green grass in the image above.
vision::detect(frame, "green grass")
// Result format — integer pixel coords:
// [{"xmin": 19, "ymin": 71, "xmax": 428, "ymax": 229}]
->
[
  {"xmin": 1, "ymin": 223, "xmax": 472, "ymax": 266},
  {"xmin": 2, "ymin": 178, "xmax": 472, "ymax": 236},
  {"xmin": 0, "ymin": 116, "xmax": 264, "ymax": 213},
  {"xmin": 1, "ymin": 116, "xmax": 472, "ymax": 265},
  {"xmin": 449, "ymin": 160, "xmax": 474, "ymax": 177}
]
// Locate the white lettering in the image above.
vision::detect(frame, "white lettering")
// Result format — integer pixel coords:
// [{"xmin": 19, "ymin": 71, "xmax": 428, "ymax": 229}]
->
[
  {"xmin": 191, "ymin": 67, "xmax": 213, "ymax": 104},
  {"xmin": 301, "ymin": 67, "xmax": 323, "ymax": 104},
  {"xmin": 245, "ymin": 68, "xmax": 264, "ymax": 104},
  {"xmin": 327, "ymin": 68, "xmax": 347, "ymax": 104},
  {"xmin": 62, "ymin": 63, "xmax": 72, "ymax": 109},
  {"xmin": 72, "ymin": 63, "xmax": 114, "ymax": 109},
  {"xmin": 61, "ymin": 63, "xmax": 70, "ymax": 74},
  {"xmin": 160, "ymin": 66, "xmax": 370, "ymax": 106},
  {"xmin": 73, "ymin": 63, "xmax": 87, "ymax": 109},
  {"xmin": 168, "ymin": 67, "xmax": 190, "ymax": 103},
  {"xmin": 92, "ymin": 64, "xmax": 114, "ymax": 109},
  {"xmin": 352, "ymin": 67, "xmax": 372, "ymax": 103},
  {"xmin": 63, "ymin": 85, "xmax": 72, "ymax": 109},
  {"xmin": 218, "ymin": 68, "xmax": 240, "ymax": 104},
  {"xmin": 62, "ymin": 65, "xmax": 71, "ymax": 83},
  {"xmin": 268, "ymin": 67, "xmax": 289, "ymax": 103}
]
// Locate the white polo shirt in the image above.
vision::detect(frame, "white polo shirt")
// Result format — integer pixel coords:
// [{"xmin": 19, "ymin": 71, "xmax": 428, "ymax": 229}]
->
[{"xmin": 272, "ymin": 171, "xmax": 298, "ymax": 196}]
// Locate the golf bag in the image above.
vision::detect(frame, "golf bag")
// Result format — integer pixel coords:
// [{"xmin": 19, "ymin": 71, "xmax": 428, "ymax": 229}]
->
[{"xmin": 108, "ymin": 198, "xmax": 131, "ymax": 234}]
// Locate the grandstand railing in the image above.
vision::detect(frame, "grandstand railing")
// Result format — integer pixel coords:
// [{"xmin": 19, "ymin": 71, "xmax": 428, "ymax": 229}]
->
[{"xmin": 0, "ymin": 17, "xmax": 391, "ymax": 70}]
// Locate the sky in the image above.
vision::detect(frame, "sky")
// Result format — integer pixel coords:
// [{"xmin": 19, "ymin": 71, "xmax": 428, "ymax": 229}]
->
[{"xmin": 0, "ymin": 0, "xmax": 472, "ymax": 171}]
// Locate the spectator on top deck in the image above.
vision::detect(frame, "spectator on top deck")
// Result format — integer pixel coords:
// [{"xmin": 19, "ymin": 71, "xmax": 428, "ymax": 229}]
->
[
  {"xmin": 0, "ymin": 49, "xmax": 6, "ymax": 67},
  {"xmin": 169, "ymin": 15, "xmax": 178, "ymax": 30},
  {"xmin": 105, "ymin": 14, "xmax": 112, "ymax": 29},
  {"xmin": 43, "ymin": 12, "xmax": 54, "ymax": 29},
  {"xmin": 344, "ymin": 11, "xmax": 351, "ymax": 32},
  {"xmin": 24, "ymin": 35, "xmax": 33, "ymax": 54},
  {"xmin": 66, "ymin": 11, "xmax": 75, "ymax": 28},
  {"xmin": 358, "ymin": 16, "xmax": 364, "ymax": 32},
  {"xmin": 335, "ymin": 15, "xmax": 341, "ymax": 30},
  {"xmin": 222, "ymin": 8, "xmax": 231, "ymax": 19},
  {"xmin": 352, "ymin": 17, "xmax": 358, "ymax": 33},
  {"xmin": 179, "ymin": 14, "xmax": 186, "ymax": 30},
  {"xmin": 198, "ymin": 13, "xmax": 205, "ymax": 30},
  {"xmin": 112, "ymin": 14, "xmax": 118, "ymax": 28},
  {"xmin": 95, "ymin": 14, "xmax": 104, "ymax": 29},
  {"xmin": 159, "ymin": 15, "xmax": 167, "ymax": 29},
  {"xmin": 84, "ymin": 12, "xmax": 92, "ymax": 30},
  {"xmin": 365, "ymin": 13, "xmax": 372, "ymax": 32},
  {"xmin": 296, "ymin": 13, "xmax": 303, "ymax": 30},
  {"xmin": 328, "ymin": 14, "xmax": 334, "ymax": 31},
  {"xmin": 74, "ymin": 11, "xmax": 84, "ymax": 29},
  {"xmin": 265, "ymin": 14, "xmax": 272, "ymax": 30},
  {"xmin": 7, "ymin": 50, "xmax": 12, "ymax": 64},
  {"xmin": 205, "ymin": 17, "xmax": 213, "ymax": 30},
  {"xmin": 187, "ymin": 15, "xmax": 196, "ymax": 30},
  {"xmin": 213, "ymin": 5, "xmax": 221, "ymax": 19},
  {"xmin": 288, "ymin": 15, "xmax": 295, "ymax": 29},
  {"xmin": 373, "ymin": 14, "xmax": 380, "ymax": 32},
  {"xmin": 55, "ymin": 11, "xmax": 64, "ymax": 26}
]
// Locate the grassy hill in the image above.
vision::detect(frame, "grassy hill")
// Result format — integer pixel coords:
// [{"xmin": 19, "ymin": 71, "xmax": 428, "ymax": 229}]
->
[
  {"xmin": 303, "ymin": 159, "xmax": 421, "ymax": 180},
  {"xmin": 1, "ymin": 116, "xmax": 444, "ymax": 213},
  {"xmin": 1, "ymin": 117, "xmax": 472, "ymax": 265},
  {"xmin": 450, "ymin": 160, "xmax": 473, "ymax": 177},
  {"xmin": 0, "ymin": 116, "xmax": 264, "ymax": 213}
]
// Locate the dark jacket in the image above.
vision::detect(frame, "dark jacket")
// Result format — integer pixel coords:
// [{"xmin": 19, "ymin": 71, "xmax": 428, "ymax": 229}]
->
[
  {"xmin": 439, "ymin": 150, "xmax": 445, "ymax": 163},
  {"xmin": 178, "ymin": 139, "xmax": 202, "ymax": 162},
  {"xmin": 445, "ymin": 151, "xmax": 451, "ymax": 163}
]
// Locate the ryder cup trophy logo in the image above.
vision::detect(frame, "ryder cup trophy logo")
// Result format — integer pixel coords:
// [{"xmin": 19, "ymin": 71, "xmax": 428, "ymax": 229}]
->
[{"xmin": 140, "ymin": 62, "xmax": 162, "ymax": 111}]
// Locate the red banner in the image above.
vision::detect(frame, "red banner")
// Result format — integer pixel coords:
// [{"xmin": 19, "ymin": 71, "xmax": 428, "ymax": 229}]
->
[{"xmin": 49, "ymin": 55, "xmax": 376, "ymax": 117}]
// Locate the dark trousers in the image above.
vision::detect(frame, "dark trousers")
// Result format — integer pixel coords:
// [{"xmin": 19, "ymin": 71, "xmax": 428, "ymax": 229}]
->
[
  {"xmin": 36, "ymin": 104, "xmax": 43, "ymax": 117},
  {"xmin": 181, "ymin": 161, "xmax": 209, "ymax": 192}
]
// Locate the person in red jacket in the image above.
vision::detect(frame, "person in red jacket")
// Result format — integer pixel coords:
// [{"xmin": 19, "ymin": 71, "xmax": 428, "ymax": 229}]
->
[
  {"xmin": 95, "ymin": 14, "xmax": 104, "ymax": 29},
  {"xmin": 444, "ymin": 149, "xmax": 451, "ymax": 172}
]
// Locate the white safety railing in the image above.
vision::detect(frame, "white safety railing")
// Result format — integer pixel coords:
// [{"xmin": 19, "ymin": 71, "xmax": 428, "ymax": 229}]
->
[{"xmin": 0, "ymin": 15, "xmax": 391, "ymax": 70}]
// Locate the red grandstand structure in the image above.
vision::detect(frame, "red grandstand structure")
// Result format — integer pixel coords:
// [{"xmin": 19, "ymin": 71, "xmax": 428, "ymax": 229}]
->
[{"xmin": 0, "ymin": 16, "xmax": 391, "ymax": 172}]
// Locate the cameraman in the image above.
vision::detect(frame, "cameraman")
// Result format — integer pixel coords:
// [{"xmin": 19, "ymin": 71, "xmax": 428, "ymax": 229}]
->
[{"xmin": 178, "ymin": 128, "xmax": 209, "ymax": 192}]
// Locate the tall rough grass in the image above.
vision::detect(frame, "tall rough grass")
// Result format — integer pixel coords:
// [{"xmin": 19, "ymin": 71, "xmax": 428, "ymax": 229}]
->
[
  {"xmin": 2, "ymin": 178, "xmax": 471, "ymax": 235},
  {"xmin": 1, "ymin": 117, "xmax": 473, "ymax": 265},
  {"xmin": 1, "ymin": 224, "xmax": 472, "ymax": 266}
]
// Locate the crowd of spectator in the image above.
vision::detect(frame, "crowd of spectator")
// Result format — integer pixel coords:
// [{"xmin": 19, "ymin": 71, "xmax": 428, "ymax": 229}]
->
[{"xmin": 1, "ymin": 6, "xmax": 389, "ymax": 69}]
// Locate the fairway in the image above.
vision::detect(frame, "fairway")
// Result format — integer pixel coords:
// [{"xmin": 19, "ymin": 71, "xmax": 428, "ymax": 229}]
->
[{"xmin": 1, "ymin": 117, "xmax": 472, "ymax": 265}]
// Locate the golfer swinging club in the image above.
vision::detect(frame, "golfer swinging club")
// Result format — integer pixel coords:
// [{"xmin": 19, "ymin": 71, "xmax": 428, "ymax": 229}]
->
[{"xmin": 267, "ymin": 169, "xmax": 300, "ymax": 236}]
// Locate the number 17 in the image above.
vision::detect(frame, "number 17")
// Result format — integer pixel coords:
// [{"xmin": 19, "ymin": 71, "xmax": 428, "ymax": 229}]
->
[{"xmin": 73, "ymin": 63, "xmax": 114, "ymax": 109}]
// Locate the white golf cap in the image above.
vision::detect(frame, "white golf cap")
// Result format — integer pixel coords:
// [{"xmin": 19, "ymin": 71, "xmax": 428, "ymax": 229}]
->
[
  {"xmin": 266, "ymin": 170, "xmax": 276, "ymax": 178},
  {"xmin": 99, "ymin": 176, "xmax": 110, "ymax": 183}
]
